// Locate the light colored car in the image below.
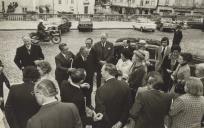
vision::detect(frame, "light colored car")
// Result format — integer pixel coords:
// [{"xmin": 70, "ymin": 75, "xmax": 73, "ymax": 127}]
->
[
  {"xmin": 156, "ymin": 18, "xmax": 176, "ymax": 31},
  {"xmin": 132, "ymin": 18, "xmax": 156, "ymax": 32}
]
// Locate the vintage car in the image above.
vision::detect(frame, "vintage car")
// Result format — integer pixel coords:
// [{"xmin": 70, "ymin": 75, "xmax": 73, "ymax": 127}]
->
[
  {"xmin": 114, "ymin": 37, "xmax": 204, "ymax": 74},
  {"xmin": 77, "ymin": 18, "xmax": 93, "ymax": 32},
  {"xmin": 173, "ymin": 20, "xmax": 189, "ymax": 30},
  {"xmin": 45, "ymin": 17, "xmax": 71, "ymax": 34},
  {"xmin": 132, "ymin": 18, "xmax": 157, "ymax": 32},
  {"xmin": 187, "ymin": 18, "xmax": 203, "ymax": 29},
  {"xmin": 156, "ymin": 18, "xmax": 176, "ymax": 32}
]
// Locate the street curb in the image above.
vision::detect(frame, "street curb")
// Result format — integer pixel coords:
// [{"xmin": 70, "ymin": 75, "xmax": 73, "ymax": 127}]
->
[{"xmin": 0, "ymin": 28, "xmax": 133, "ymax": 31}]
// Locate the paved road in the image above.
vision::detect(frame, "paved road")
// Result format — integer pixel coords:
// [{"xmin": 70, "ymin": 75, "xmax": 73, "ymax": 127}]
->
[
  {"xmin": 1, "ymin": 28, "xmax": 204, "ymax": 108},
  {"xmin": 1, "ymin": 29, "xmax": 204, "ymax": 84}
]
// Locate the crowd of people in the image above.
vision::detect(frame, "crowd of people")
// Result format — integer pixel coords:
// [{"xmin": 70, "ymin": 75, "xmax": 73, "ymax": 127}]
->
[{"xmin": 0, "ymin": 29, "xmax": 204, "ymax": 128}]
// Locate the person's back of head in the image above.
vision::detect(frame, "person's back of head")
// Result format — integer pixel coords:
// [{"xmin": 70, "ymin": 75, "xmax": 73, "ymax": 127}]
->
[
  {"xmin": 185, "ymin": 77, "xmax": 203, "ymax": 96},
  {"xmin": 35, "ymin": 79, "xmax": 59, "ymax": 105},
  {"xmin": 23, "ymin": 66, "xmax": 41, "ymax": 83},
  {"xmin": 70, "ymin": 68, "xmax": 86, "ymax": 84}
]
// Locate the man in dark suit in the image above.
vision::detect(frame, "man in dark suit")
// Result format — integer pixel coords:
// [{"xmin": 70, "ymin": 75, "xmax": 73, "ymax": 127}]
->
[
  {"xmin": 73, "ymin": 46, "xmax": 95, "ymax": 107},
  {"xmin": 92, "ymin": 33, "xmax": 114, "ymax": 87},
  {"xmin": 5, "ymin": 66, "xmax": 41, "ymax": 128},
  {"xmin": 14, "ymin": 35, "xmax": 44, "ymax": 70},
  {"xmin": 172, "ymin": 25, "xmax": 183, "ymax": 46},
  {"xmin": 55, "ymin": 43, "xmax": 75, "ymax": 88},
  {"xmin": 94, "ymin": 64, "xmax": 132, "ymax": 128},
  {"xmin": 27, "ymin": 79, "xmax": 82, "ymax": 128},
  {"xmin": 129, "ymin": 73, "xmax": 173, "ymax": 128},
  {"xmin": 114, "ymin": 40, "xmax": 134, "ymax": 64}
]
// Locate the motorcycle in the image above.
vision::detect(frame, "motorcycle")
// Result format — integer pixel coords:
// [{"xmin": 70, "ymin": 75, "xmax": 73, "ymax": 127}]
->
[{"xmin": 30, "ymin": 25, "xmax": 61, "ymax": 44}]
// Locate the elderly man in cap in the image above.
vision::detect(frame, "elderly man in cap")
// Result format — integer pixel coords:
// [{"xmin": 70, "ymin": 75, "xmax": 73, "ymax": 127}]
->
[
  {"xmin": 14, "ymin": 35, "xmax": 44, "ymax": 70},
  {"xmin": 91, "ymin": 33, "xmax": 114, "ymax": 87}
]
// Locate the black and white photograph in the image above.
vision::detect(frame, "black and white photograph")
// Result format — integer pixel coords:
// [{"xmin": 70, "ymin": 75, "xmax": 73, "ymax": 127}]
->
[{"xmin": 0, "ymin": 0, "xmax": 204, "ymax": 128}]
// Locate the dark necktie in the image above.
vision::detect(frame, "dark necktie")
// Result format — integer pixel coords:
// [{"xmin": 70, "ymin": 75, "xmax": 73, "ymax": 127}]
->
[
  {"xmin": 102, "ymin": 42, "xmax": 105, "ymax": 60},
  {"xmin": 161, "ymin": 47, "xmax": 166, "ymax": 58}
]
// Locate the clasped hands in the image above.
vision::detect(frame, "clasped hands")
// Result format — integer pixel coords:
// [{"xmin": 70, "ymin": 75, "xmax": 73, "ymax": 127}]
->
[{"xmin": 85, "ymin": 107, "xmax": 103, "ymax": 121}]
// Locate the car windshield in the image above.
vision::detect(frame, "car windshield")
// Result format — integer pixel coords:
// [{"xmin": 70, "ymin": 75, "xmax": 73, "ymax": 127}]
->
[
  {"xmin": 137, "ymin": 18, "xmax": 151, "ymax": 23},
  {"xmin": 161, "ymin": 18, "xmax": 172, "ymax": 23},
  {"xmin": 80, "ymin": 18, "xmax": 91, "ymax": 22}
]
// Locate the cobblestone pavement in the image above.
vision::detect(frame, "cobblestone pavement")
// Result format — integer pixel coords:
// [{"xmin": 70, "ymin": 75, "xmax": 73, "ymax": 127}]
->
[{"xmin": 1, "ymin": 29, "xmax": 204, "ymax": 105}]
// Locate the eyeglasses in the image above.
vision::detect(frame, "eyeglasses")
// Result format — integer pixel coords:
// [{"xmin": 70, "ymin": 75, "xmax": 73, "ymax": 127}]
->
[{"xmin": 30, "ymin": 91, "xmax": 40, "ymax": 96}]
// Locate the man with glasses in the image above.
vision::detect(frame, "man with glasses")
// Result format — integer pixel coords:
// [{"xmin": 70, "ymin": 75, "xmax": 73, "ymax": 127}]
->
[{"xmin": 14, "ymin": 35, "xmax": 44, "ymax": 71}]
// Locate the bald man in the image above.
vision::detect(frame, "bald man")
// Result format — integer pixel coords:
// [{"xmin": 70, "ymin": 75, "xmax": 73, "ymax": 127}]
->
[
  {"xmin": 14, "ymin": 35, "xmax": 44, "ymax": 70},
  {"xmin": 91, "ymin": 33, "xmax": 114, "ymax": 87}
]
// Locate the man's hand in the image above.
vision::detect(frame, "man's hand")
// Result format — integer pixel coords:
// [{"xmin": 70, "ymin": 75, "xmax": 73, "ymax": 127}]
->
[
  {"xmin": 80, "ymin": 83, "xmax": 90, "ymax": 89},
  {"xmin": 99, "ymin": 61, "xmax": 106, "ymax": 66},
  {"xmin": 93, "ymin": 112, "xmax": 103, "ymax": 122},
  {"xmin": 21, "ymin": 67, "xmax": 24, "ymax": 71},
  {"xmin": 67, "ymin": 68, "xmax": 74, "ymax": 73},
  {"xmin": 112, "ymin": 121, "xmax": 122, "ymax": 128}
]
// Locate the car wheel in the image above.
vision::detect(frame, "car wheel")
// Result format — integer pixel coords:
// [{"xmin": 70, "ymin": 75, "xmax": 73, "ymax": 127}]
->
[
  {"xmin": 140, "ymin": 27, "xmax": 143, "ymax": 32},
  {"xmin": 51, "ymin": 36, "xmax": 61, "ymax": 44}
]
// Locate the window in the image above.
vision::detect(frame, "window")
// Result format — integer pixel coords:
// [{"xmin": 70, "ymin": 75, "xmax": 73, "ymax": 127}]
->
[
  {"xmin": 71, "ymin": 0, "xmax": 74, "ymax": 4},
  {"xmin": 165, "ymin": 0, "xmax": 169, "ymax": 5},
  {"xmin": 58, "ymin": 0, "xmax": 62, "ymax": 4},
  {"xmin": 22, "ymin": 7, "xmax": 27, "ymax": 12},
  {"xmin": 145, "ymin": 1, "xmax": 150, "ymax": 4},
  {"xmin": 84, "ymin": 6, "xmax": 88, "ymax": 14}
]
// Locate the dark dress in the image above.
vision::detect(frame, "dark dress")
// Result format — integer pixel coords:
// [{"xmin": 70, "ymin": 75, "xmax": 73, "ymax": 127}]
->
[{"xmin": 60, "ymin": 81, "xmax": 86, "ymax": 125}]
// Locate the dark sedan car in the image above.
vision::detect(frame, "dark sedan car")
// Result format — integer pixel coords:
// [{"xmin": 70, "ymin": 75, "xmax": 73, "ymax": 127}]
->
[
  {"xmin": 78, "ymin": 18, "xmax": 93, "ymax": 32},
  {"xmin": 114, "ymin": 37, "xmax": 204, "ymax": 74}
]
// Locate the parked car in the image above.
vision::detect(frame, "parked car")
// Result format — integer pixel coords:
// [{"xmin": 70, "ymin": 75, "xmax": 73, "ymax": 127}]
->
[
  {"xmin": 156, "ymin": 17, "xmax": 176, "ymax": 32},
  {"xmin": 187, "ymin": 18, "xmax": 203, "ymax": 29},
  {"xmin": 78, "ymin": 18, "xmax": 93, "ymax": 32},
  {"xmin": 132, "ymin": 17, "xmax": 157, "ymax": 32},
  {"xmin": 45, "ymin": 17, "xmax": 71, "ymax": 34},
  {"xmin": 173, "ymin": 20, "xmax": 189, "ymax": 30},
  {"xmin": 114, "ymin": 37, "xmax": 204, "ymax": 73}
]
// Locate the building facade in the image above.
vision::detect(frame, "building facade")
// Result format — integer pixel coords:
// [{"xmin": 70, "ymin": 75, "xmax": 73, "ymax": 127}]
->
[
  {"xmin": 110, "ymin": 0, "xmax": 158, "ymax": 14},
  {"xmin": 0, "ymin": 0, "xmax": 95, "ymax": 14}
]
